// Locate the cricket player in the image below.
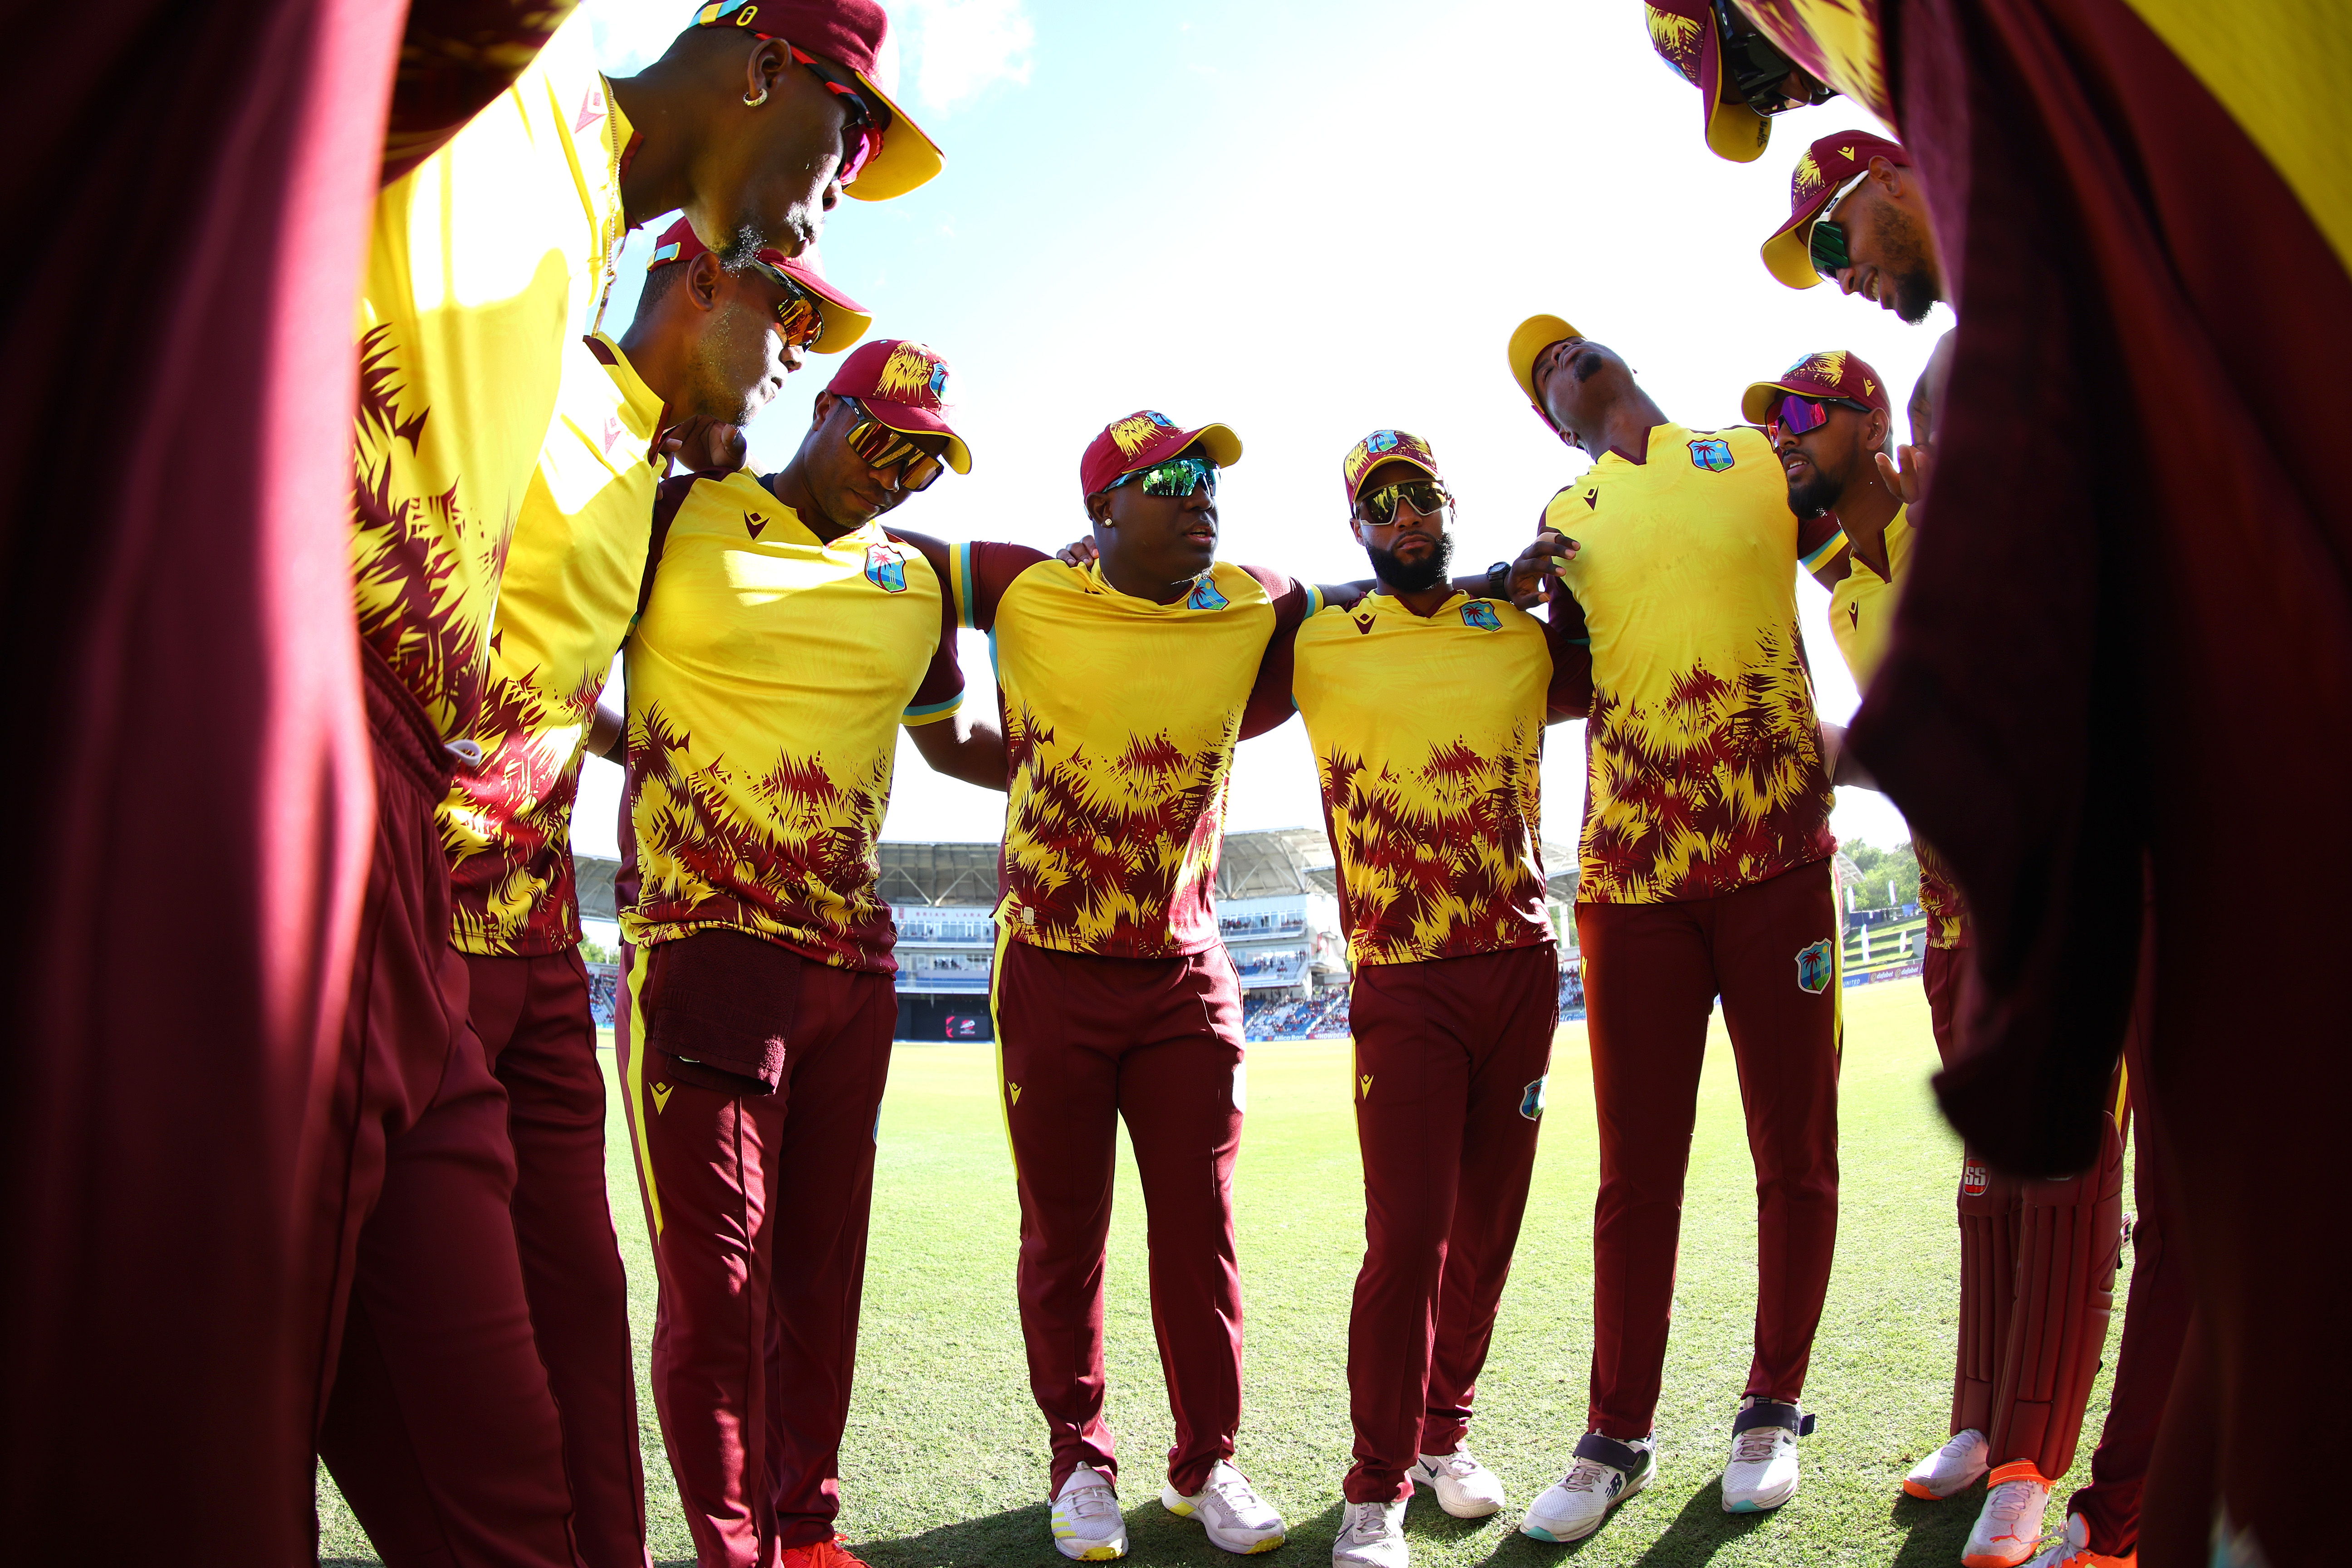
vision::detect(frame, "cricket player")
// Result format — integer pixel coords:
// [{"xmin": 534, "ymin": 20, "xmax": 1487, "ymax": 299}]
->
[
  {"xmin": 1684, "ymin": 9, "xmax": 2352, "ymax": 1555},
  {"xmin": 327, "ymin": 3, "xmax": 939, "ymax": 1557},
  {"xmin": 617, "ymin": 338, "xmax": 998, "ymax": 1568},
  {"xmin": 1745, "ymin": 347, "xmax": 2119, "ymax": 1567},
  {"xmin": 1502, "ymin": 317, "xmax": 1847, "ymax": 1543},
  {"xmin": 946, "ymin": 411, "xmax": 1327, "ymax": 1561},
  {"xmin": 1298, "ymin": 432, "xmax": 1586, "ymax": 1568},
  {"xmin": 435, "ymin": 216, "xmax": 869, "ymax": 1568},
  {"xmin": 1750, "ymin": 335, "xmax": 2187, "ymax": 1568}
]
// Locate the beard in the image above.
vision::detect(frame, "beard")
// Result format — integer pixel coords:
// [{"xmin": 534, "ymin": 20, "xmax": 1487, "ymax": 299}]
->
[
  {"xmin": 1786, "ymin": 464, "xmax": 1844, "ymax": 520},
  {"xmin": 682, "ymin": 299, "xmax": 772, "ymax": 426},
  {"xmin": 1366, "ymin": 529, "xmax": 1454, "ymax": 594},
  {"xmin": 1867, "ymin": 203, "xmax": 1944, "ymax": 325}
]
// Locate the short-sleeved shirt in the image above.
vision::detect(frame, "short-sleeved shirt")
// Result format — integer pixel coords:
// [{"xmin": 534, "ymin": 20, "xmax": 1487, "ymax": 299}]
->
[
  {"xmin": 1544, "ymin": 422, "xmax": 1841, "ymax": 904},
  {"xmin": 952, "ymin": 548, "xmax": 1320, "ymax": 958},
  {"xmin": 1822, "ymin": 506, "xmax": 1969, "ymax": 948},
  {"xmin": 439, "ymin": 333, "xmax": 664, "ymax": 956},
  {"xmin": 1293, "ymin": 591, "xmax": 1583, "ymax": 965},
  {"xmin": 352, "ymin": 15, "xmax": 633, "ymax": 742},
  {"xmin": 621, "ymin": 470, "xmax": 963, "ymax": 971}
]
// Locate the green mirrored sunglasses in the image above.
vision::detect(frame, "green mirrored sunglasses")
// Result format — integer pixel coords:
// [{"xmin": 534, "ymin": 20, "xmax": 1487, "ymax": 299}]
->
[{"xmin": 1107, "ymin": 456, "xmax": 1218, "ymax": 499}]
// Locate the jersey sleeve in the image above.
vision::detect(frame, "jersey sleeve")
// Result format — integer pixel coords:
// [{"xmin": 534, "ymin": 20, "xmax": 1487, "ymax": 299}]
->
[
  {"xmin": 1237, "ymin": 566, "xmax": 1323, "ymax": 740},
  {"xmin": 889, "ymin": 530, "xmax": 967, "ymax": 726},
  {"xmin": 950, "ymin": 540, "xmax": 1050, "ymax": 633},
  {"xmin": 1543, "ymin": 588, "xmax": 1594, "ymax": 721}
]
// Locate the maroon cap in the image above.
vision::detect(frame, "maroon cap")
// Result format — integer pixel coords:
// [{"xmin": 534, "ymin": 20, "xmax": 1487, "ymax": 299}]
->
[
  {"xmin": 1762, "ymin": 130, "xmax": 1911, "ymax": 288},
  {"xmin": 645, "ymin": 216, "xmax": 872, "ymax": 353},
  {"xmin": 1740, "ymin": 349, "xmax": 1892, "ymax": 425},
  {"xmin": 1078, "ymin": 412, "xmax": 1243, "ymax": 500},
  {"xmin": 826, "ymin": 338, "xmax": 970, "ymax": 472}
]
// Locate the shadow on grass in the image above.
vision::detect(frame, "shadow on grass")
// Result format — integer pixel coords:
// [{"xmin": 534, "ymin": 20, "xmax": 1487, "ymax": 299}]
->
[
  {"xmin": 1464, "ymin": 1479, "xmax": 1769, "ymax": 1566},
  {"xmin": 1883, "ymin": 1486, "xmax": 1980, "ymax": 1568}
]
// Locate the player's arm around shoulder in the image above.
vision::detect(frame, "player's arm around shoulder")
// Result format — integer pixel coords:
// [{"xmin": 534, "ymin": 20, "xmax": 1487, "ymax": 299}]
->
[
  {"xmin": 886, "ymin": 527, "xmax": 1010, "ymax": 793},
  {"xmin": 1531, "ymin": 494, "xmax": 1594, "ymax": 722}
]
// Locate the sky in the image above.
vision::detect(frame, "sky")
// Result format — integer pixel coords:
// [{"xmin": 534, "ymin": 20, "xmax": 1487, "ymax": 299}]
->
[{"xmin": 566, "ymin": 0, "xmax": 1945, "ymax": 884}]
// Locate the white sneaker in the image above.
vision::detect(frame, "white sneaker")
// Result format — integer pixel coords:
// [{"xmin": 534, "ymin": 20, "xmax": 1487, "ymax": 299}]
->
[
  {"xmin": 1162, "ymin": 1460, "xmax": 1287, "ymax": 1555},
  {"xmin": 1408, "ymin": 1446, "xmax": 1506, "ymax": 1519},
  {"xmin": 1052, "ymin": 1465, "xmax": 1128, "ymax": 1561},
  {"xmin": 1519, "ymin": 1433, "xmax": 1656, "ymax": 1544},
  {"xmin": 1720, "ymin": 1397, "xmax": 1809, "ymax": 1513},
  {"xmin": 1331, "ymin": 1499, "xmax": 1407, "ymax": 1568},
  {"xmin": 2022, "ymin": 1511, "xmax": 2133, "ymax": 1568},
  {"xmin": 1963, "ymin": 1462, "xmax": 2054, "ymax": 1568},
  {"xmin": 1904, "ymin": 1428, "xmax": 1990, "ymax": 1499}
]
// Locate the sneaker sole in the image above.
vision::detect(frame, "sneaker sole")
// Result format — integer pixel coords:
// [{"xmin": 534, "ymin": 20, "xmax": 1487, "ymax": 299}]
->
[
  {"xmin": 1161, "ymin": 1491, "xmax": 1286, "ymax": 1556},
  {"xmin": 1722, "ymin": 1477, "xmax": 1798, "ymax": 1515},
  {"xmin": 1904, "ymin": 1469, "xmax": 1987, "ymax": 1501},
  {"xmin": 1406, "ymin": 1473, "xmax": 1502, "ymax": 1521},
  {"xmin": 1053, "ymin": 1543, "xmax": 1125, "ymax": 1562},
  {"xmin": 1960, "ymin": 1547, "xmax": 2037, "ymax": 1568},
  {"xmin": 1519, "ymin": 1468, "xmax": 1651, "ymax": 1544}
]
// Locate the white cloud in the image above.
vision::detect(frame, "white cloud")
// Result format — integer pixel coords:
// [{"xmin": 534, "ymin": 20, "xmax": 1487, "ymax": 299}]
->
[{"xmin": 894, "ymin": 0, "xmax": 1035, "ymax": 115}]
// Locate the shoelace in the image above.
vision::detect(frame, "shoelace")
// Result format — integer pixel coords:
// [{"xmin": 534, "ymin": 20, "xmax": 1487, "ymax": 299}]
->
[
  {"xmin": 1984, "ymin": 1478, "xmax": 2043, "ymax": 1527},
  {"xmin": 1559, "ymin": 1457, "xmax": 1614, "ymax": 1494},
  {"xmin": 1731, "ymin": 1427, "xmax": 1784, "ymax": 1464},
  {"xmin": 1428, "ymin": 1451, "xmax": 1480, "ymax": 1479},
  {"xmin": 1339, "ymin": 1503, "xmax": 1392, "ymax": 1544},
  {"xmin": 1061, "ymin": 1482, "xmax": 1120, "ymax": 1528},
  {"xmin": 1203, "ymin": 1469, "xmax": 1259, "ymax": 1511}
]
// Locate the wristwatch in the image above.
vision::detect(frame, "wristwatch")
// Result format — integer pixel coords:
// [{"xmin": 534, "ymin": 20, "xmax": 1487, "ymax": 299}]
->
[{"xmin": 1485, "ymin": 560, "xmax": 1513, "ymax": 600}]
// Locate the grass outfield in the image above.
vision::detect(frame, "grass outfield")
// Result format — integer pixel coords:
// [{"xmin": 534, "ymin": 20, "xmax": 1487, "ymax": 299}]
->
[{"xmin": 320, "ymin": 980, "xmax": 2132, "ymax": 1566}]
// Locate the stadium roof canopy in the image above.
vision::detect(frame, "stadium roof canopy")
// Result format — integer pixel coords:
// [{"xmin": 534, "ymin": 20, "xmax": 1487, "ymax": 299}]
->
[{"xmin": 573, "ymin": 829, "xmax": 1578, "ymax": 921}]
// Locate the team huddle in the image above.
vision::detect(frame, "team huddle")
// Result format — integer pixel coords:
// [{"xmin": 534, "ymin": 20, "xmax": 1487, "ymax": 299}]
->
[{"xmin": 273, "ymin": 2, "xmax": 2269, "ymax": 1568}]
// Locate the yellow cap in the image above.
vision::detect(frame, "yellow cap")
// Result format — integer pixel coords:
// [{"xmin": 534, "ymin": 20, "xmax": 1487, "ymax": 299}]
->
[{"xmin": 1507, "ymin": 314, "xmax": 1581, "ymax": 415}]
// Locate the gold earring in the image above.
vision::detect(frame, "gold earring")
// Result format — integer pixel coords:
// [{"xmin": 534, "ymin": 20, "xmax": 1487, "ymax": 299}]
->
[{"xmin": 743, "ymin": 85, "xmax": 769, "ymax": 107}]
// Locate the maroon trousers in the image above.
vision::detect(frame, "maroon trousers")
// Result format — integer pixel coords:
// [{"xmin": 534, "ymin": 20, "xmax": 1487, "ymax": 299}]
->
[
  {"xmin": 992, "ymin": 939, "xmax": 1247, "ymax": 1498},
  {"xmin": 617, "ymin": 934, "xmax": 896, "ymax": 1566},
  {"xmin": 1575, "ymin": 861, "xmax": 1841, "ymax": 1439},
  {"xmin": 1929, "ymin": 943, "xmax": 2191, "ymax": 1556},
  {"xmin": 313, "ymin": 649, "xmax": 580, "ymax": 1567},
  {"xmin": 1343, "ymin": 944, "xmax": 1556, "ymax": 1504},
  {"xmin": 465, "ymin": 950, "xmax": 648, "ymax": 1568}
]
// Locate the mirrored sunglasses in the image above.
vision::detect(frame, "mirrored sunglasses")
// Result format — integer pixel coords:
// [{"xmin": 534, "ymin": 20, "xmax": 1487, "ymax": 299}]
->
[
  {"xmin": 1769, "ymin": 393, "xmax": 1869, "ymax": 443},
  {"xmin": 1355, "ymin": 479, "xmax": 1452, "ymax": 527},
  {"xmin": 1806, "ymin": 171, "xmax": 1870, "ymax": 276},
  {"xmin": 789, "ymin": 45, "xmax": 886, "ymax": 185},
  {"xmin": 842, "ymin": 400, "xmax": 947, "ymax": 491},
  {"xmin": 742, "ymin": 259, "xmax": 824, "ymax": 348},
  {"xmin": 1715, "ymin": 0, "xmax": 1837, "ymax": 115},
  {"xmin": 1107, "ymin": 456, "xmax": 1218, "ymax": 499}
]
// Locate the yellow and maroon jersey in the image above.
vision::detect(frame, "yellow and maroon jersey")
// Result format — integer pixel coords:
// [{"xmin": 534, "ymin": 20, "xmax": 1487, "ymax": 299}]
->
[
  {"xmin": 1736, "ymin": 3, "xmax": 2350, "ymax": 278},
  {"xmin": 1545, "ymin": 422, "xmax": 1841, "ymax": 904},
  {"xmin": 1827, "ymin": 504, "xmax": 1911, "ymax": 691},
  {"xmin": 1821, "ymin": 506, "xmax": 1970, "ymax": 948},
  {"xmin": 1293, "ymin": 591, "xmax": 1585, "ymax": 965},
  {"xmin": 352, "ymin": 13, "xmax": 633, "ymax": 743},
  {"xmin": 621, "ymin": 470, "xmax": 963, "ymax": 971},
  {"xmin": 440, "ymin": 333, "xmax": 664, "ymax": 956},
  {"xmin": 952, "ymin": 547, "xmax": 1320, "ymax": 958}
]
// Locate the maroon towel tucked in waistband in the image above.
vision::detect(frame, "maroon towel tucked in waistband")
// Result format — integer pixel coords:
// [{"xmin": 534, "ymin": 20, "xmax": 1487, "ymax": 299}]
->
[{"xmin": 642, "ymin": 929, "xmax": 803, "ymax": 1096}]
